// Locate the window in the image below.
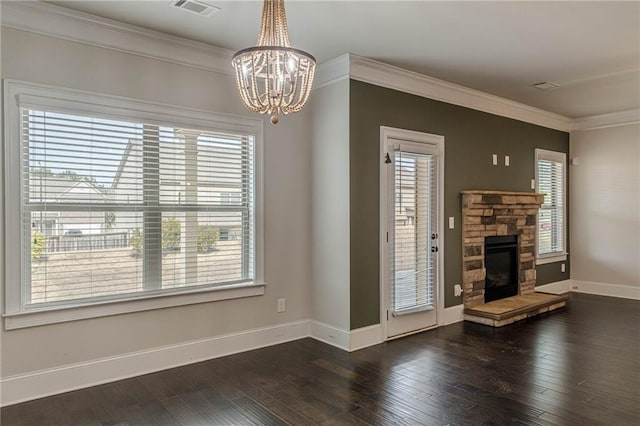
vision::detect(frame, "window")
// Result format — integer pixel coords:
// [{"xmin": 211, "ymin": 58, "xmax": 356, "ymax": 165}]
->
[
  {"xmin": 4, "ymin": 81, "xmax": 264, "ymax": 328},
  {"xmin": 220, "ymin": 191, "xmax": 242, "ymax": 206},
  {"xmin": 535, "ymin": 148, "xmax": 567, "ymax": 264}
]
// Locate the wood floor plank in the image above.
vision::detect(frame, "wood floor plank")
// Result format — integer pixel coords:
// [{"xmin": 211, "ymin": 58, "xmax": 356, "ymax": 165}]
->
[{"xmin": 1, "ymin": 293, "xmax": 638, "ymax": 425}]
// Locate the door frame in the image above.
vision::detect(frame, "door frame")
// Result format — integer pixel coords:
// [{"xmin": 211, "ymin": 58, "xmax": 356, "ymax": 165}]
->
[{"xmin": 379, "ymin": 126, "xmax": 445, "ymax": 340}]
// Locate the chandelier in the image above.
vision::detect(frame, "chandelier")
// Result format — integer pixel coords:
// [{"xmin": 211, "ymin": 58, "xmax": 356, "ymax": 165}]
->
[{"xmin": 232, "ymin": 0, "xmax": 316, "ymax": 124}]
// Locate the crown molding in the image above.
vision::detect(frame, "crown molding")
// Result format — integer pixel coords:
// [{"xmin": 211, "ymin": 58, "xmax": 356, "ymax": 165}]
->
[
  {"xmin": 313, "ymin": 54, "xmax": 350, "ymax": 91},
  {"xmin": 6, "ymin": 2, "xmax": 629, "ymax": 133},
  {"xmin": 0, "ymin": 1, "xmax": 234, "ymax": 75},
  {"xmin": 347, "ymin": 55, "xmax": 573, "ymax": 132},
  {"xmin": 571, "ymin": 109, "xmax": 640, "ymax": 131}
]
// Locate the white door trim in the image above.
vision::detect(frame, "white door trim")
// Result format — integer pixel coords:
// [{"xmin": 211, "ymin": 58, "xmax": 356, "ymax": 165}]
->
[{"xmin": 379, "ymin": 126, "xmax": 445, "ymax": 340}]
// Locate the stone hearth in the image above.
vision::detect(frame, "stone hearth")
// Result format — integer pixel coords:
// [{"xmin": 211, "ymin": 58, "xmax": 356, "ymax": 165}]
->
[
  {"xmin": 463, "ymin": 293, "xmax": 568, "ymax": 327},
  {"xmin": 461, "ymin": 190, "xmax": 544, "ymax": 309}
]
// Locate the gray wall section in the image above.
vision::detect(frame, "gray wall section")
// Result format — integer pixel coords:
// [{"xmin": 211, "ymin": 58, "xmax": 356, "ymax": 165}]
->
[
  {"xmin": 349, "ymin": 80, "xmax": 570, "ymax": 330},
  {"xmin": 1, "ymin": 27, "xmax": 313, "ymax": 377}
]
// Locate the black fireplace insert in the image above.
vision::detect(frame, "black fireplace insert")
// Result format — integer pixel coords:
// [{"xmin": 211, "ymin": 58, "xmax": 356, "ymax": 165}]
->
[{"xmin": 484, "ymin": 235, "xmax": 518, "ymax": 303}]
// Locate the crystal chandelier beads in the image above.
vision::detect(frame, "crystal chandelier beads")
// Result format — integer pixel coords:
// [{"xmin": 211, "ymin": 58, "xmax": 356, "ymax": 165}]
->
[{"xmin": 232, "ymin": 0, "xmax": 316, "ymax": 124}]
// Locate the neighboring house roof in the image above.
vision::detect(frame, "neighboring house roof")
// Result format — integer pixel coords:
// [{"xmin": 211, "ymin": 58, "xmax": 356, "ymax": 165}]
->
[
  {"xmin": 29, "ymin": 175, "xmax": 110, "ymax": 203},
  {"xmin": 112, "ymin": 139, "xmax": 134, "ymax": 189},
  {"xmin": 58, "ymin": 181, "xmax": 110, "ymax": 202},
  {"xmin": 112, "ymin": 138, "xmax": 244, "ymax": 191}
]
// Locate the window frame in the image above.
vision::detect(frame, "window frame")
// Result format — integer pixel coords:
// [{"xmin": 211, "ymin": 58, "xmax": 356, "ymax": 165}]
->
[
  {"xmin": 534, "ymin": 148, "xmax": 567, "ymax": 265},
  {"xmin": 3, "ymin": 80, "xmax": 265, "ymax": 329}
]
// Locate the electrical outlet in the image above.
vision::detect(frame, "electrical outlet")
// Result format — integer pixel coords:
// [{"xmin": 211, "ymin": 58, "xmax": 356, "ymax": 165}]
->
[
  {"xmin": 505, "ymin": 155, "xmax": 510, "ymax": 166},
  {"xmin": 492, "ymin": 154, "xmax": 498, "ymax": 166},
  {"xmin": 561, "ymin": 263, "xmax": 566, "ymax": 273},
  {"xmin": 277, "ymin": 298, "xmax": 286, "ymax": 313},
  {"xmin": 454, "ymin": 284, "xmax": 463, "ymax": 297},
  {"xmin": 448, "ymin": 217, "xmax": 455, "ymax": 229},
  {"xmin": 531, "ymin": 179, "xmax": 536, "ymax": 189}
]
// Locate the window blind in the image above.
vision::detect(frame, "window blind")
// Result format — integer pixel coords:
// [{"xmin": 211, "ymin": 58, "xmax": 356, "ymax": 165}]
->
[
  {"xmin": 22, "ymin": 108, "xmax": 255, "ymax": 308},
  {"xmin": 390, "ymin": 150, "xmax": 437, "ymax": 314},
  {"xmin": 536, "ymin": 151, "xmax": 565, "ymax": 257}
]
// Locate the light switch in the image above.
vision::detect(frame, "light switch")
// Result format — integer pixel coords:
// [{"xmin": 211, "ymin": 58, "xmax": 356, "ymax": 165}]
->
[
  {"xmin": 505, "ymin": 156, "xmax": 510, "ymax": 166},
  {"xmin": 448, "ymin": 217, "xmax": 455, "ymax": 229},
  {"xmin": 531, "ymin": 179, "xmax": 536, "ymax": 189},
  {"xmin": 492, "ymin": 154, "xmax": 498, "ymax": 166}
]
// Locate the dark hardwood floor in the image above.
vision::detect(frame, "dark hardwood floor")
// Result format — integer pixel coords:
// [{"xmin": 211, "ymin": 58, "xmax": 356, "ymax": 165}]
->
[{"xmin": 2, "ymin": 293, "xmax": 639, "ymax": 425}]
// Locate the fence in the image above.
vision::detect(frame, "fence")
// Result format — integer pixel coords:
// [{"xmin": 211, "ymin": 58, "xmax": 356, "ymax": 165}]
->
[{"xmin": 46, "ymin": 232, "xmax": 129, "ymax": 253}]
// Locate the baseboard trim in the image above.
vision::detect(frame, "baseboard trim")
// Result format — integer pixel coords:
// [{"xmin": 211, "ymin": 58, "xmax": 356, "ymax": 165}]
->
[
  {"xmin": 16, "ymin": 278, "xmax": 635, "ymax": 407},
  {"xmin": 570, "ymin": 280, "xmax": 640, "ymax": 300},
  {"xmin": 536, "ymin": 280, "xmax": 572, "ymax": 295},
  {"xmin": 0, "ymin": 319, "xmax": 310, "ymax": 407},
  {"xmin": 440, "ymin": 304, "xmax": 464, "ymax": 326},
  {"xmin": 349, "ymin": 324, "xmax": 383, "ymax": 351},
  {"xmin": 309, "ymin": 320, "xmax": 350, "ymax": 351}
]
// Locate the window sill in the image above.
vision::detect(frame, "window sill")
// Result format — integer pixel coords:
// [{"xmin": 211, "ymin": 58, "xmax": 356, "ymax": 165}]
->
[
  {"xmin": 536, "ymin": 253, "xmax": 567, "ymax": 265},
  {"xmin": 3, "ymin": 282, "xmax": 266, "ymax": 330}
]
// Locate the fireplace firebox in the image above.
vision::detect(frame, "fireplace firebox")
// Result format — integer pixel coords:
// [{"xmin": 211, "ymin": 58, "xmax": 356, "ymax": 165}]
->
[{"xmin": 484, "ymin": 235, "xmax": 518, "ymax": 303}]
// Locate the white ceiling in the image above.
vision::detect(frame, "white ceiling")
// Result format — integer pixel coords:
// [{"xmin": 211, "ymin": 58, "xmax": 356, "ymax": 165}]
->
[{"xmin": 46, "ymin": 1, "xmax": 640, "ymax": 119}]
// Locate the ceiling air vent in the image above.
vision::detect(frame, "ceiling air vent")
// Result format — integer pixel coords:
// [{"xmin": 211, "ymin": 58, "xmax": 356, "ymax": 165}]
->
[
  {"xmin": 531, "ymin": 81, "xmax": 560, "ymax": 91},
  {"xmin": 170, "ymin": 0, "xmax": 220, "ymax": 17}
]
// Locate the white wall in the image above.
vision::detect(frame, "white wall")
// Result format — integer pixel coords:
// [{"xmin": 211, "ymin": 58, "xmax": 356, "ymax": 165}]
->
[
  {"xmin": 310, "ymin": 79, "xmax": 350, "ymax": 332},
  {"xmin": 0, "ymin": 27, "xmax": 312, "ymax": 377},
  {"xmin": 570, "ymin": 123, "xmax": 640, "ymax": 296}
]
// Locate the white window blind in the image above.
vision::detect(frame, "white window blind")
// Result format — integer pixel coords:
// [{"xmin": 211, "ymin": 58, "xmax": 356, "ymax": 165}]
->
[
  {"xmin": 20, "ymin": 107, "xmax": 255, "ymax": 310},
  {"xmin": 535, "ymin": 149, "xmax": 566, "ymax": 261},
  {"xmin": 390, "ymin": 150, "xmax": 437, "ymax": 314}
]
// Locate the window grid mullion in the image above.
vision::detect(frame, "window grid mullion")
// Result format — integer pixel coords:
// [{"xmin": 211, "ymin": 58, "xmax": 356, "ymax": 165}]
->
[
  {"xmin": 143, "ymin": 124, "xmax": 162, "ymax": 291},
  {"xmin": 241, "ymin": 137, "xmax": 250, "ymax": 280}
]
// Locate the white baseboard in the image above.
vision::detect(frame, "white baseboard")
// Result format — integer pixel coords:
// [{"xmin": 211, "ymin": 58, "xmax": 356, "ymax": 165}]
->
[
  {"xmin": 349, "ymin": 324, "xmax": 383, "ymax": 351},
  {"xmin": 15, "ymin": 279, "xmax": 637, "ymax": 407},
  {"xmin": 0, "ymin": 319, "xmax": 310, "ymax": 407},
  {"xmin": 570, "ymin": 280, "xmax": 640, "ymax": 300},
  {"xmin": 536, "ymin": 280, "xmax": 572, "ymax": 295},
  {"xmin": 309, "ymin": 320, "xmax": 350, "ymax": 351},
  {"xmin": 440, "ymin": 304, "xmax": 464, "ymax": 326}
]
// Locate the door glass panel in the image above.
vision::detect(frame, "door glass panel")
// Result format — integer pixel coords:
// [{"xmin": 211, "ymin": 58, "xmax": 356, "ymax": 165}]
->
[{"xmin": 391, "ymin": 151, "xmax": 436, "ymax": 313}]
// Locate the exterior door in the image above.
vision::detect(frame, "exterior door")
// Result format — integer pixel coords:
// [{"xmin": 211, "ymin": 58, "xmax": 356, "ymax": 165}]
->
[{"xmin": 381, "ymin": 128, "xmax": 443, "ymax": 339}]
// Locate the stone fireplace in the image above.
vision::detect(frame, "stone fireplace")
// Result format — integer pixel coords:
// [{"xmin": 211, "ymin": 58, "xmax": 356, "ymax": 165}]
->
[{"xmin": 461, "ymin": 191, "xmax": 544, "ymax": 309}]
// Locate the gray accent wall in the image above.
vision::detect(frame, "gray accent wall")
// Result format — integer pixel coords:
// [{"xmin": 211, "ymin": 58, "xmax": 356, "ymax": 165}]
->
[{"xmin": 349, "ymin": 80, "xmax": 570, "ymax": 330}]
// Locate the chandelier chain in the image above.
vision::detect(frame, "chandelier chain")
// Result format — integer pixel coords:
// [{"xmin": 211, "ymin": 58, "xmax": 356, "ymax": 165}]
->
[{"xmin": 257, "ymin": 0, "xmax": 291, "ymax": 47}]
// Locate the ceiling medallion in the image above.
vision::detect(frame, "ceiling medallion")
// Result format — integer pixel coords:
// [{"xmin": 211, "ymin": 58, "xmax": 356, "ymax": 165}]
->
[{"xmin": 232, "ymin": 0, "xmax": 316, "ymax": 124}]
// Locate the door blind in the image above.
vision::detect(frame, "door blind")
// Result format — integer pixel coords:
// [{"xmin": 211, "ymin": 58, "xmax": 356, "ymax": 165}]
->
[
  {"xmin": 390, "ymin": 150, "xmax": 437, "ymax": 314},
  {"xmin": 22, "ymin": 108, "xmax": 255, "ymax": 308}
]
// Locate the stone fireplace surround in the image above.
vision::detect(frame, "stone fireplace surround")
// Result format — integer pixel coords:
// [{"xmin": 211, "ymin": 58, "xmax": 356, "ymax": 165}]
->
[{"xmin": 461, "ymin": 191, "xmax": 544, "ymax": 309}]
